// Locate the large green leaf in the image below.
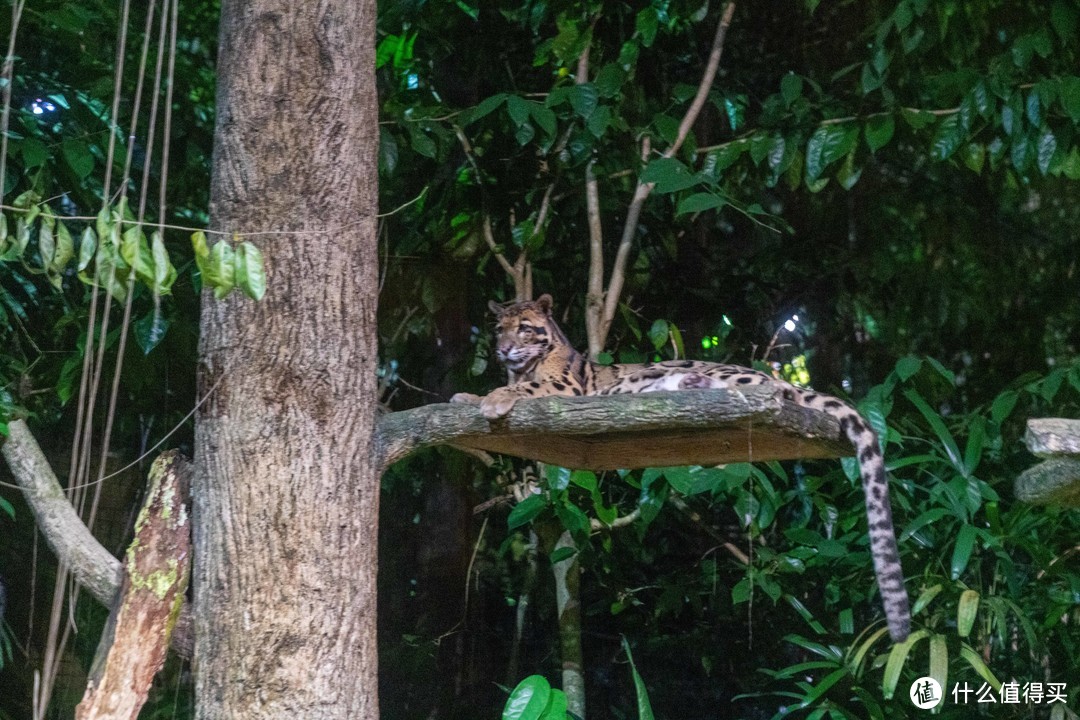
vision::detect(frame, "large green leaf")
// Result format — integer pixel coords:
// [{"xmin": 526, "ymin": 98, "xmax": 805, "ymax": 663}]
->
[
  {"xmin": 502, "ymin": 675, "xmax": 552, "ymax": 720},
  {"xmin": 805, "ymin": 124, "xmax": 858, "ymax": 182},
  {"xmin": 640, "ymin": 158, "xmax": 698, "ymax": 193},
  {"xmin": 507, "ymin": 493, "xmax": 547, "ymax": 530},
  {"xmin": 621, "ymin": 637, "xmax": 656, "ymax": 720}
]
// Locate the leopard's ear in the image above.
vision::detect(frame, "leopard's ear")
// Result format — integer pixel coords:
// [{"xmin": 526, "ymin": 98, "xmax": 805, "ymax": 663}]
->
[
  {"xmin": 536, "ymin": 294, "xmax": 553, "ymax": 315},
  {"xmin": 488, "ymin": 300, "xmax": 505, "ymax": 316}
]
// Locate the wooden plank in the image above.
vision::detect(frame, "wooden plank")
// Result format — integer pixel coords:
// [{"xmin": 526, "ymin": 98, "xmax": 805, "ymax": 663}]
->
[{"xmin": 378, "ymin": 387, "xmax": 853, "ymax": 471}]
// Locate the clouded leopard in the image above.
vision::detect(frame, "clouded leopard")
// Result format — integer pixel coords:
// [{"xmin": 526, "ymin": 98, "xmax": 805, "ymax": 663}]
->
[{"xmin": 452, "ymin": 294, "xmax": 911, "ymax": 642}]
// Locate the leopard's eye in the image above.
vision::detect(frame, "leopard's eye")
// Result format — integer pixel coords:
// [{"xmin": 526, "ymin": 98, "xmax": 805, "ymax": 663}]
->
[{"xmin": 518, "ymin": 324, "xmax": 534, "ymax": 336}]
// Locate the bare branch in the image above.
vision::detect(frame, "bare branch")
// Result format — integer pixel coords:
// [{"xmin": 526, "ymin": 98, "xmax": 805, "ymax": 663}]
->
[
  {"xmin": 662, "ymin": 2, "xmax": 737, "ymax": 160},
  {"xmin": 482, "ymin": 214, "xmax": 520, "ymax": 281},
  {"xmin": 1, "ymin": 419, "xmax": 194, "ymax": 658},
  {"xmin": 584, "ymin": 160, "xmax": 605, "ymax": 358},
  {"xmin": 598, "ymin": 3, "xmax": 737, "ymax": 348}
]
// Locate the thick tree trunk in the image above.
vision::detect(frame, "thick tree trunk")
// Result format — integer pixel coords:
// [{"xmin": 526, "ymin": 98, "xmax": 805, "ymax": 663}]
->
[{"xmin": 193, "ymin": 2, "xmax": 379, "ymax": 718}]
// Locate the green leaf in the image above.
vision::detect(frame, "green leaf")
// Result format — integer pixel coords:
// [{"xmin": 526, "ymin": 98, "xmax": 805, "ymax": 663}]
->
[
  {"xmin": 0, "ymin": 494, "xmax": 14, "ymax": 519},
  {"xmin": 21, "ymin": 138, "xmax": 47, "ymax": 168},
  {"xmin": 545, "ymin": 464, "xmax": 572, "ymax": 491},
  {"xmin": 621, "ymin": 637, "xmax": 656, "ymax": 720},
  {"xmin": 990, "ymin": 390, "xmax": 1018, "ymax": 424},
  {"xmin": 77, "ymin": 227, "xmax": 96, "ymax": 272},
  {"xmin": 780, "ymin": 73, "xmax": 803, "ymax": 106},
  {"xmin": 950, "ymin": 525, "xmax": 978, "ymax": 580},
  {"xmin": 529, "ymin": 102, "xmax": 557, "ymax": 136},
  {"xmin": 903, "ymin": 388, "xmax": 963, "ymax": 473},
  {"xmin": 956, "ymin": 589, "xmax": 979, "ymax": 637},
  {"xmin": 586, "ymin": 105, "xmax": 611, "ymax": 137},
  {"xmin": 958, "ymin": 643, "xmax": 1001, "ymax": 691},
  {"xmin": 538, "ymin": 689, "xmax": 567, "ymax": 720},
  {"xmin": 635, "ymin": 7, "xmax": 658, "ymax": 47},
  {"xmin": 594, "ymin": 64, "xmax": 626, "ymax": 97},
  {"xmin": 207, "ymin": 241, "xmax": 236, "ymax": 299},
  {"xmin": 1011, "ymin": 136, "xmax": 1032, "ymax": 172},
  {"xmin": 641, "ymin": 158, "xmax": 698, "ymax": 193},
  {"xmin": 121, "ymin": 225, "xmax": 154, "ymax": 286},
  {"xmin": 901, "ymin": 108, "xmax": 935, "ymax": 129},
  {"xmin": 52, "ymin": 220, "xmax": 74, "ymax": 273},
  {"xmin": 62, "ymin": 138, "xmax": 94, "ymax": 178},
  {"xmin": 515, "ymin": 123, "xmax": 536, "ymax": 146},
  {"xmin": 925, "ymin": 356, "xmax": 955, "ymax": 385},
  {"xmin": 38, "ymin": 215, "xmax": 56, "ymax": 269},
  {"xmin": 864, "ymin": 114, "xmax": 895, "ymax": 152},
  {"xmin": 911, "ymin": 587, "xmax": 946, "ymax": 613},
  {"xmin": 507, "ymin": 493, "xmax": 547, "ymax": 530},
  {"xmin": 568, "ymin": 83, "xmax": 598, "ymax": 119},
  {"xmin": 1037, "ymin": 128, "xmax": 1057, "ymax": 175},
  {"xmin": 676, "ymin": 192, "xmax": 724, "ymax": 216},
  {"xmin": 836, "ymin": 150, "xmax": 862, "ymax": 190},
  {"xmin": 805, "ymin": 124, "xmax": 858, "ymax": 183},
  {"xmin": 962, "ymin": 142, "xmax": 985, "ymax": 174},
  {"xmin": 549, "ymin": 546, "xmax": 577, "ymax": 564},
  {"xmin": 408, "ymin": 126, "xmax": 437, "ymax": 159},
  {"xmin": 378, "ymin": 127, "xmax": 398, "ymax": 176},
  {"xmin": 1060, "ymin": 76, "xmax": 1080, "ymax": 122},
  {"xmin": 881, "ymin": 630, "xmax": 928, "ymax": 699},
  {"xmin": 895, "ymin": 356, "xmax": 922, "ymax": 381},
  {"xmin": 555, "ymin": 500, "xmax": 590, "ymax": 541},
  {"xmin": 467, "ymin": 93, "xmax": 507, "ymax": 125},
  {"xmin": 502, "ymin": 675, "xmax": 552, "ymax": 720},
  {"xmin": 930, "ymin": 114, "xmax": 964, "ymax": 161},
  {"xmin": 150, "ymin": 231, "xmax": 177, "ymax": 295},
  {"xmin": 929, "ymin": 634, "xmax": 948, "ymax": 699},
  {"xmin": 506, "ymin": 95, "xmax": 531, "ymax": 127},
  {"xmin": 1052, "ymin": 0, "xmax": 1079, "ymax": 40},
  {"xmin": 963, "ymin": 416, "xmax": 985, "ymax": 476},
  {"xmin": 134, "ymin": 309, "xmax": 170, "ymax": 354},
  {"xmin": 648, "ymin": 319, "xmax": 669, "ymax": 350},
  {"xmin": 234, "ymin": 242, "xmax": 267, "ymax": 300},
  {"xmin": 899, "ymin": 508, "xmax": 951, "ymax": 543},
  {"xmin": 191, "ymin": 231, "xmax": 211, "ymax": 278}
]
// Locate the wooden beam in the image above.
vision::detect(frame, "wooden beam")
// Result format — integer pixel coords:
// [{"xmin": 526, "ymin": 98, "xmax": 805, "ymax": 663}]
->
[{"xmin": 377, "ymin": 387, "xmax": 852, "ymax": 471}]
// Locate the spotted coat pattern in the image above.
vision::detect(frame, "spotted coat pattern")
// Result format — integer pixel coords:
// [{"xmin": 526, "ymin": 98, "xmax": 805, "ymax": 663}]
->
[{"xmin": 451, "ymin": 294, "xmax": 911, "ymax": 641}]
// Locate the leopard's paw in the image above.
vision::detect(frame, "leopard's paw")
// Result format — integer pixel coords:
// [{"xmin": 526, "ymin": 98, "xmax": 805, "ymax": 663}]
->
[
  {"xmin": 450, "ymin": 392, "xmax": 482, "ymax": 405},
  {"xmin": 479, "ymin": 388, "xmax": 518, "ymax": 420}
]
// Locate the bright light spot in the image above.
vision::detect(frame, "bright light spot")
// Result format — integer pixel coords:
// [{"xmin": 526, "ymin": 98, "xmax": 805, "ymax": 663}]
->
[
  {"xmin": 722, "ymin": 315, "xmax": 732, "ymax": 326},
  {"xmin": 30, "ymin": 98, "xmax": 56, "ymax": 115},
  {"xmin": 701, "ymin": 337, "xmax": 712, "ymax": 349},
  {"xmin": 406, "ymin": 73, "xmax": 419, "ymax": 89},
  {"xmin": 784, "ymin": 319, "xmax": 796, "ymax": 332},
  {"xmin": 792, "ymin": 314, "xmax": 799, "ymax": 322}
]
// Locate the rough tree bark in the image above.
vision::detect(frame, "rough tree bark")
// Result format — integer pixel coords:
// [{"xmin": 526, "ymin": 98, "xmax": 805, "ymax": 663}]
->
[{"xmin": 193, "ymin": 2, "xmax": 379, "ymax": 718}]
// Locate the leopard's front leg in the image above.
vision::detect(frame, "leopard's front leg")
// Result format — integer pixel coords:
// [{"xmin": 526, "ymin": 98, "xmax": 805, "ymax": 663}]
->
[{"xmin": 477, "ymin": 386, "xmax": 528, "ymax": 420}]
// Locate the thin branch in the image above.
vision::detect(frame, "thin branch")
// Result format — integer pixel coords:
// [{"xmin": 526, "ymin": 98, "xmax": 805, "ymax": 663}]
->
[
  {"xmin": 590, "ymin": 507, "xmax": 640, "ymax": 531},
  {"xmin": 598, "ymin": 3, "xmax": 737, "ymax": 348},
  {"xmin": 663, "ymin": 2, "xmax": 736, "ymax": 161}
]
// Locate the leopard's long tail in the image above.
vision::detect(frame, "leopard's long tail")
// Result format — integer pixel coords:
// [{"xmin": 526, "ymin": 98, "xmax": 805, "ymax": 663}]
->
[{"xmin": 794, "ymin": 390, "xmax": 911, "ymax": 642}]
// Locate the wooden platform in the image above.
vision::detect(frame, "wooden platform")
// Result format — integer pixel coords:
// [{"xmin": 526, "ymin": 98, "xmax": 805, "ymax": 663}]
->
[{"xmin": 377, "ymin": 386, "xmax": 853, "ymax": 471}]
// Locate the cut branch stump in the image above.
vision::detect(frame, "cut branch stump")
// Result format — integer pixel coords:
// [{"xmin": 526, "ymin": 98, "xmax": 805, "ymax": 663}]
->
[
  {"xmin": 1015, "ymin": 418, "xmax": 1080, "ymax": 507},
  {"xmin": 75, "ymin": 451, "xmax": 191, "ymax": 720}
]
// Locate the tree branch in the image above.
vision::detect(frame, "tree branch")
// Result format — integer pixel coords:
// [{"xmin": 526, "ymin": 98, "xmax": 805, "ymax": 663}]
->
[
  {"xmin": 598, "ymin": 3, "xmax": 737, "ymax": 348},
  {"xmin": 1, "ymin": 419, "xmax": 194, "ymax": 658},
  {"xmin": 376, "ymin": 386, "xmax": 850, "ymax": 472}
]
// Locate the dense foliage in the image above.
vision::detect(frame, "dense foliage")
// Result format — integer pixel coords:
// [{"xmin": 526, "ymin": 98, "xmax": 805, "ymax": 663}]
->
[{"xmin": 1, "ymin": 0, "xmax": 1079, "ymax": 718}]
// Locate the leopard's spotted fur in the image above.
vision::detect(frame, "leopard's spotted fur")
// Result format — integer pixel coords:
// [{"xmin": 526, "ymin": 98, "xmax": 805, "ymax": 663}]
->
[{"xmin": 452, "ymin": 294, "xmax": 911, "ymax": 641}]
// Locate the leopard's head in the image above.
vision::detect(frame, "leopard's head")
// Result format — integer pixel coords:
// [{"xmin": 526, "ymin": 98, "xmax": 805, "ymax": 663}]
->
[{"xmin": 488, "ymin": 294, "xmax": 561, "ymax": 374}]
